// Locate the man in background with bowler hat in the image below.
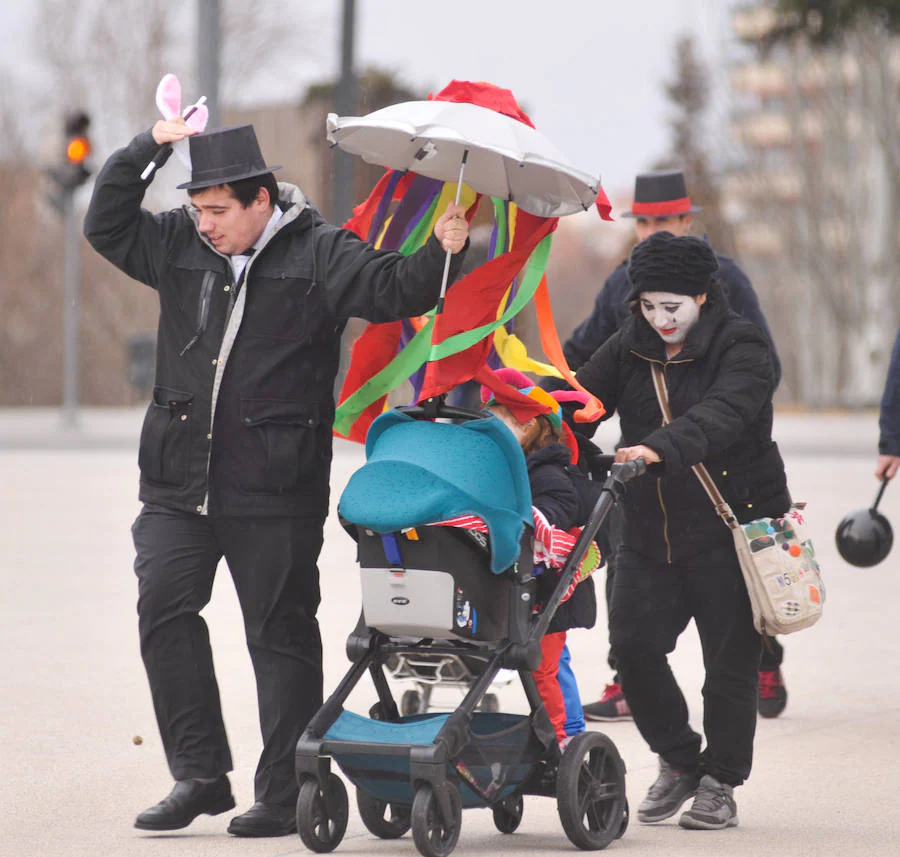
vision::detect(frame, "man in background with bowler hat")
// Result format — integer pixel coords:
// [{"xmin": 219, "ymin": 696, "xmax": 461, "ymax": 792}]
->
[
  {"xmin": 84, "ymin": 116, "xmax": 469, "ymax": 837},
  {"xmin": 544, "ymin": 169, "xmax": 787, "ymax": 723}
]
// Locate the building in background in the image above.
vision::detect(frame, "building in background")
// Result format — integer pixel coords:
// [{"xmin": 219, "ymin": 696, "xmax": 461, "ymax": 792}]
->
[{"xmin": 723, "ymin": 1, "xmax": 900, "ymax": 405}]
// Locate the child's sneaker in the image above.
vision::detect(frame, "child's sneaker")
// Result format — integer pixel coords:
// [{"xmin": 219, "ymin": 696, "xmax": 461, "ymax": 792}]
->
[
  {"xmin": 582, "ymin": 682, "xmax": 632, "ymax": 722},
  {"xmin": 679, "ymin": 775, "xmax": 739, "ymax": 830},
  {"xmin": 758, "ymin": 668, "xmax": 788, "ymax": 718},
  {"xmin": 637, "ymin": 758, "xmax": 700, "ymax": 823}
]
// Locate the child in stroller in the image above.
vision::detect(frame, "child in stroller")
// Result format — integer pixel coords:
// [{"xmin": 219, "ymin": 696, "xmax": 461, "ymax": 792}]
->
[
  {"xmin": 480, "ymin": 368, "xmax": 603, "ymax": 750},
  {"xmin": 293, "ymin": 396, "xmax": 645, "ymax": 857}
]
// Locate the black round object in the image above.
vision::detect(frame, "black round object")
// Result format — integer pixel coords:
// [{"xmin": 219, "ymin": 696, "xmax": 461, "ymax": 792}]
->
[{"xmin": 835, "ymin": 507, "xmax": 893, "ymax": 567}]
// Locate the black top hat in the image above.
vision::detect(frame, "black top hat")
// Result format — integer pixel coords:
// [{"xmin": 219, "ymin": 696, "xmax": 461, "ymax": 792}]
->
[
  {"xmin": 621, "ymin": 169, "xmax": 702, "ymax": 219},
  {"xmin": 177, "ymin": 125, "xmax": 282, "ymax": 191}
]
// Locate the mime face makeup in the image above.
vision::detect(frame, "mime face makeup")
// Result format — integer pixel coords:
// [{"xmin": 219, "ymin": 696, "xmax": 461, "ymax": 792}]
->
[{"xmin": 640, "ymin": 291, "xmax": 704, "ymax": 344}]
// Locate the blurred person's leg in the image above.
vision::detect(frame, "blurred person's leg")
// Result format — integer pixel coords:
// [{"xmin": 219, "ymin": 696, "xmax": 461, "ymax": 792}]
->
[
  {"xmin": 758, "ymin": 635, "xmax": 787, "ymax": 718},
  {"xmin": 583, "ymin": 504, "xmax": 632, "ymax": 721}
]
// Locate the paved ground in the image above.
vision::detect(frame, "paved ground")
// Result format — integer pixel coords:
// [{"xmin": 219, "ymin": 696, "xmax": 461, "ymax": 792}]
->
[{"xmin": 1, "ymin": 407, "xmax": 898, "ymax": 857}]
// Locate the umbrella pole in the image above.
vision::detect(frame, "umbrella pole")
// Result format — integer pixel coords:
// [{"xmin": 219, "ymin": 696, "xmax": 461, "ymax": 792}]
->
[{"xmin": 435, "ymin": 148, "xmax": 469, "ymax": 315}]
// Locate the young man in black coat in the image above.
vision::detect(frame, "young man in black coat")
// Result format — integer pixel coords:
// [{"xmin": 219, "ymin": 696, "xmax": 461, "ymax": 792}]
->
[
  {"xmin": 552, "ymin": 170, "xmax": 786, "ymax": 722},
  {"xmin": 84, "ymin": 118, "xmax": 469, "ymax": 837},
  {"xmin": 576, "ymin": 231, "xmax": 791, "ymax": 831}
]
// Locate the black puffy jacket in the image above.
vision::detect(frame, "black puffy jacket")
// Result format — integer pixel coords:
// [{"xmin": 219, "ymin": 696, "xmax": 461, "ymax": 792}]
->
[
  {"xmin": 84, "ymin": 130, "xmax": 464, "ymax": 518},
  {"xmin": 575, "ymin": 282, "xmax": 790, "ymax": 564}
]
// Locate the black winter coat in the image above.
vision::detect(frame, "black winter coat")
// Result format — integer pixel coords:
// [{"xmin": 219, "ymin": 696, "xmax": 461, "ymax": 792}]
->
[
  {"xmin": 575, "ymin": 283, "xmax": 790, "ymax": 564},
  {"xmin": 527, "ymin": 444, "xmax": 597, "ymax": 633},
  {"xmin": 84, "ymin": 130, "xmax": 465, "ymax": 518}
]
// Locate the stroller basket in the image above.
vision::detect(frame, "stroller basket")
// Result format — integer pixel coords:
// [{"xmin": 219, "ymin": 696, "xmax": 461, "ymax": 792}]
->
[{"xmin": 324, "ymin": 710, "xmax": 543, "ymax": 808}]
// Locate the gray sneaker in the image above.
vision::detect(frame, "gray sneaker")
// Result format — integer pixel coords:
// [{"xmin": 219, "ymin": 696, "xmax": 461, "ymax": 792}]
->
[
  {"xmin": 679, "ymin": 775, "xmax": 739, "ymax": 830},
  {"xmin": 637, "ymin": 758, "xmax": 700, "ymax": 823}
]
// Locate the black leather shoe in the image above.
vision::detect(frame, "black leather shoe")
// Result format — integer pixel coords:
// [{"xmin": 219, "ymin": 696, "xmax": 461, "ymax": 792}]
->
[
  {"xmin": 134, "ymin": 776, "xmax": 235, "ymax": 831},
  {"xmin": 227, "ymin": 801, "xmax": 297, "ymax": 837}
]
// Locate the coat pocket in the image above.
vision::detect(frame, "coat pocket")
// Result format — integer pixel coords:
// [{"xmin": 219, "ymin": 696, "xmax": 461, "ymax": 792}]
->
[
  {"xmin": 139, "ymin": 386, "xmax": 194, "ymax": 487},
  {"xmin": 237, "ymin": 398, "xmax": 320, "ymax": 493}
]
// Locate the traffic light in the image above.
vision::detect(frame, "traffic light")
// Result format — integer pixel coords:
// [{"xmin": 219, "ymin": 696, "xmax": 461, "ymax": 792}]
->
[{"xmin": 47, "ymin": 111, "xmax": 93, "ymax": 203}]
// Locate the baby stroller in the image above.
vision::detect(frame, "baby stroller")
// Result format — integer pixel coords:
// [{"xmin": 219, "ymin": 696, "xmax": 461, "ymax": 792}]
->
[{"xmin": 294, "ymin": 399, "xmax": 645, "ymax": 857}]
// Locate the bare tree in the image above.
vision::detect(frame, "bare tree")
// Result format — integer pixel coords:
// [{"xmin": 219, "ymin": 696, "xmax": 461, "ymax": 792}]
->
[
  {"xmin": 657, "ymin": 34, "xmax": 738, "ymax": 257},
  {"xmin": 0, "ymin": 0, "xmax": 322, "ymax": 406},
  {"xmin": 731, "ymin": 10, "xmax": 900, "ymax": 406}
]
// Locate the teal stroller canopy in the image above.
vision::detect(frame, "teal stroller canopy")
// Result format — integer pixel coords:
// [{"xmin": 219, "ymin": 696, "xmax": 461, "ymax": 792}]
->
[{"xmin": 339, "ymin": 411, "xmax": 532, "ymax": 574}]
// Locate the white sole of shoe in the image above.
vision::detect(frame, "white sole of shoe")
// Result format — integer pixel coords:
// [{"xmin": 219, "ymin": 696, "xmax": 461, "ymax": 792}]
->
[{"xmin": 679, "ymin": 813, "xmax": 739, "ymax": 830}]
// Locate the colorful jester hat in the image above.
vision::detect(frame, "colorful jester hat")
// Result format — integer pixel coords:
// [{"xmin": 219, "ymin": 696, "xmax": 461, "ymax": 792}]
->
[
  {"xmin": 335, "ymin": 80, "xmax": 610, "ymax": 443},
  {"xmin": 480, "ymin": 367, "xmax": 601, "ymax": 464}
]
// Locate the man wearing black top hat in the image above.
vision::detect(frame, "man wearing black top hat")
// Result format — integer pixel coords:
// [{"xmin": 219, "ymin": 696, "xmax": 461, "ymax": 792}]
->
[
  {"xmin": 84, "ymin": 116, "xmax": 469, "ymax": 837},
  {"xmin": 546, "ymin": 170, "xmax": 787, "ymax": 724}
]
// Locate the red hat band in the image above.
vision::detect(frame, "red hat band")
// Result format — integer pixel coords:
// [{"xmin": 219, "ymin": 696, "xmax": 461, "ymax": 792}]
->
[{"xmin": 631, "ymin": 196, "xmax": 693, "ymax": 217}]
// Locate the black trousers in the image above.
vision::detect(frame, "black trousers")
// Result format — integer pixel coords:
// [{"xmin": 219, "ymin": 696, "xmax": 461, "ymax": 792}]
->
[
  {"xmin": 609, "ymin": 544, "xmax": 761, "ymax": 786},
  {"xmin": 132, "ymin": 504, "xmax": 325, "ymax": 808},
  {"xmin": 603, "ymin": 505, "xmax": 783, "ymax": 679}
]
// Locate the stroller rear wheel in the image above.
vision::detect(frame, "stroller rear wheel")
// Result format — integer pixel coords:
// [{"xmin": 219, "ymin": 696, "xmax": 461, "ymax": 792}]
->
[
  {"xmin": 411, "ymin": 782, "xmax": 462, "ymax": 857},
  {"xmin": 356, "ymin": 787, "xmax": 412, "ymax": 839},
  {"xmin": 296, "ymin": 774, "xmax": 349, "ymax": 853},
  {"xmin": 491, "ymin": 793, "xmax": 524, "ymax": 833},
  {"xmin": 556, "ymin": 731, "xmax": 627, "ymax": 851}
]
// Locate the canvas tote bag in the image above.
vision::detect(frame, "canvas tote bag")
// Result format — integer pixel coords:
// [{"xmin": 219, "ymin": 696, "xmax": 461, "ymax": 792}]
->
[{"xmin": 650, "ymin": 363, "xmax": 824, "ymax": 635}]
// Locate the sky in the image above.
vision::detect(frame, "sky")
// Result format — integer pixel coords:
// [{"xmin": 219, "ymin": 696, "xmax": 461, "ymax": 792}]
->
[{"xmin": 2, "ymin": 0, "xmax": 742, "ymax": 202}]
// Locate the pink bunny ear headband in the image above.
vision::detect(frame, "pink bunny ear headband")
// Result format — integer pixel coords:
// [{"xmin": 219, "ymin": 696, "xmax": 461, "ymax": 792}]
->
[{"xmin": 153, "ymin": 73, "xmax": 208, "ymax": 172}]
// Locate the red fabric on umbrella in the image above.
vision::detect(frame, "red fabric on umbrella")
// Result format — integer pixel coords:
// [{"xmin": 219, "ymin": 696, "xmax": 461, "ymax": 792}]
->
[{"xmin": 429, "ymin": 79, "xmax": 536, "ymax": 128}]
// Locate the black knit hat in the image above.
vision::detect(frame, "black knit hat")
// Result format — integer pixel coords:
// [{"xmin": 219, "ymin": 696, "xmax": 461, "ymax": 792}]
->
[{"xmin": 626, "ymin": 231, "xmax": 719, "ymax": 300}]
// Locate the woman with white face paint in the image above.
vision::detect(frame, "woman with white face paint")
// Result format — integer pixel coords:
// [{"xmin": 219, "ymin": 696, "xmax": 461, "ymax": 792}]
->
[{"xmin": 574, "ymin": 231, "xmax": 790, "ymax": 833}]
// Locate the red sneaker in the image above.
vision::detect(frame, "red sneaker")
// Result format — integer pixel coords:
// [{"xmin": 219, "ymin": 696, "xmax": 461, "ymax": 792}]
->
[
  {"xmin": 758, "ymin": 668, "xmax": 788, "ymax": 718},
  {"xmin": 583, "ymin": 682, "xmax": 632, "ymax": 722}
]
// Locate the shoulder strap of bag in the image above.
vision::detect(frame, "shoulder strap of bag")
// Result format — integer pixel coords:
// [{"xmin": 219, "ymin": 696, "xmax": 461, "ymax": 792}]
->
[{"xmin": 649, "ymin": 363, "xmax": 739, "ymax": 531}]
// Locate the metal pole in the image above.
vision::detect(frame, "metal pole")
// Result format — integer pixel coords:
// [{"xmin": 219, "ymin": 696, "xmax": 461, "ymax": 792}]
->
[
  {"xmin": 332, "ymin": 0, "xmax": 357, "ymax": 225},
  {"xmin": 197, "ymin": 0, "xmax": 221, "ymax": 127},
  {"xmin": 333, "ymin": 0, "xmax": 357, "ymax": 399},
  {"xmin": 61, "ymin": 189, "xmax": 80, "ymax": 427}
]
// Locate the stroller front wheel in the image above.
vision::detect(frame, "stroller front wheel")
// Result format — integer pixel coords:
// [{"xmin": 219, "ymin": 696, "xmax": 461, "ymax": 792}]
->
[
  {"xmin": 491, "ymin": 792, "xmax": 524, "ymax": 833},
  {"xmin": 296, "ymin": 774, "xmax": 349, "ymax": 853},
  {"xmin": 356, "ymin": 787, "xmax": 412, "ymax": 839},
  {"xmin": 556, "ymin": 731, "xmax": 627, "ymax": 851},
  {"xmin": 411, "ymin": 782, "xmax": 462, "ymax": 857}
]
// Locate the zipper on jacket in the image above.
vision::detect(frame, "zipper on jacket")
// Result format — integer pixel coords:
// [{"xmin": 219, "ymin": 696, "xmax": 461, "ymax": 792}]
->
[
  {"xmin": 179, "ymin": 271, "xmax": 215, "ymax": 356},
  {"xmin": 656, "ymin": 478, "xmax": 673, "ymax": 563}
]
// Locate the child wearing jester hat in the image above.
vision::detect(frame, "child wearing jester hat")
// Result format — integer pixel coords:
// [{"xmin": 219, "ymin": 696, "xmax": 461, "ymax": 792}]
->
[{"xmin": 482, "ymin": 368, "xmax": 601, "ymax": 748}]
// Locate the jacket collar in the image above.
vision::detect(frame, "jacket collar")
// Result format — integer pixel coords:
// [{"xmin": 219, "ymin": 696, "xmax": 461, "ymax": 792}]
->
[{"xmin": 624, "ymin": 280, "xmax": 730, "ymax": 363}]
